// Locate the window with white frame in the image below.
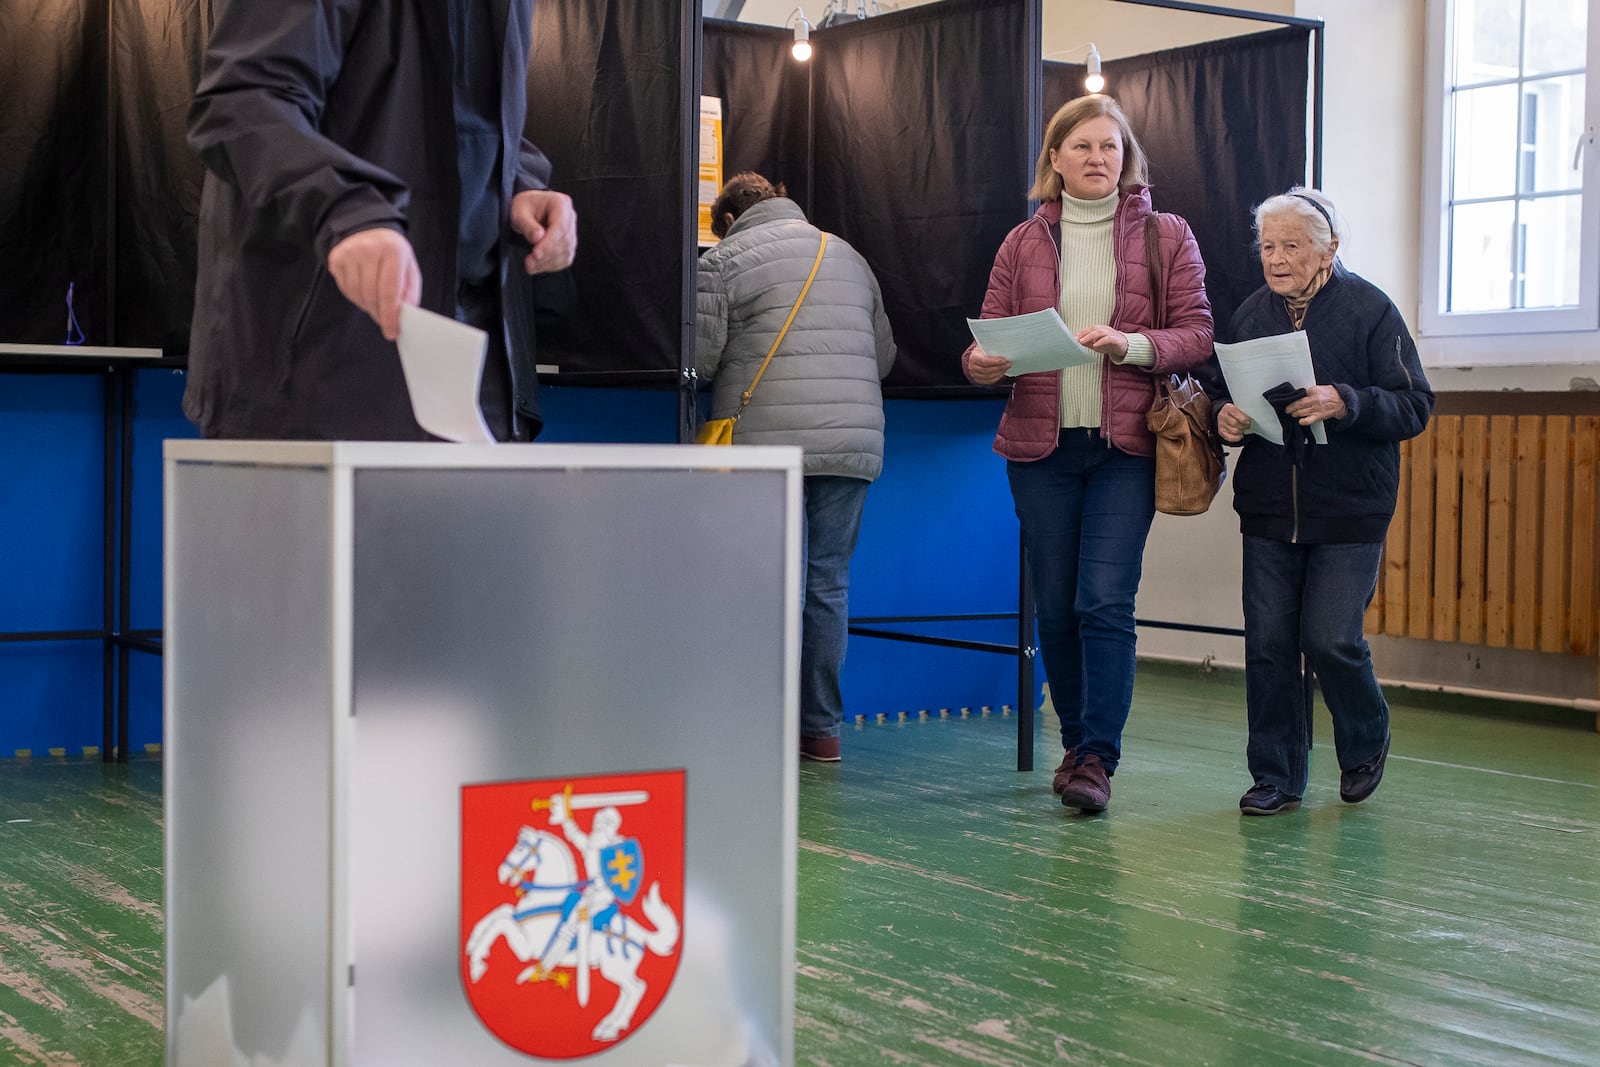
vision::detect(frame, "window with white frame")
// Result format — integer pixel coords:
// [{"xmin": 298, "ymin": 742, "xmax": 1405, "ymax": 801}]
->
[{"xmin": 1421, "ymin": 0, "xmax": 1599, "ymax": 344}]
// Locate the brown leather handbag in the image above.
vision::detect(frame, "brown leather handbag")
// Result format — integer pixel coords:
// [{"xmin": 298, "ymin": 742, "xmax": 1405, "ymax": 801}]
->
[{"xmin": 1143, "ymin": 213, "xmax": 1226, "ymax": 516}]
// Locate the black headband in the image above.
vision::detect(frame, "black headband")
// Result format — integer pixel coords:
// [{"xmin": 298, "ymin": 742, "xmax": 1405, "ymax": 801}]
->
[{"xmin": 1292, "ymin": 193, "xmax": 1335, "ymax": 234}]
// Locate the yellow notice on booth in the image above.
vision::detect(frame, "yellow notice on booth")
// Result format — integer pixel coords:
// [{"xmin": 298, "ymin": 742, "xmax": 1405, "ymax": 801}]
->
[{"xmin": 698, "ymin": 96, "xmax": 724, "ymax": 247}]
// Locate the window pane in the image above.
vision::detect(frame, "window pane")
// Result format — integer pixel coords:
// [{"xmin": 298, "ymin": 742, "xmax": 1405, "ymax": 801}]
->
[
  {"xmin": 1454, "ymin": 0, "xmax": 1521, "ymax": 84},
  {"xmin": 1452, "ymin": 84, "xmax": 1518, "ymax": 199},
  {"xmin": 1520, "ymin": 195, "xmax": 1583, "ymax": 308},
  {"xmin": 1449, "ymin": 200, "xmax": 1514, "ymax": 312},
  {"xmin": 1523, "ymin": 0, "xmax": 1587, "ymax": 76},
  {"xmin": 1522, "ymin": 74, "xmax": 1586, "ymax": 193}
]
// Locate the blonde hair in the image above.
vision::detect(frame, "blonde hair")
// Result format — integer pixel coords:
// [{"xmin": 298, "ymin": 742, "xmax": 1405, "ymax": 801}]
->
[
  {"xmin": 1029, "ymin": 94, "xmax": 1149, "ymax": 201},
  {"xmin": 1253, "ymin": 187, "xmax": 1346, "ymax": 254}
]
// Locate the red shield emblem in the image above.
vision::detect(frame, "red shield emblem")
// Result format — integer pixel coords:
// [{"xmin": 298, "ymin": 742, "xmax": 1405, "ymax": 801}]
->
[{"xmin": 460, "ymin": 769, "xmax": 685, "ymax": 1058}]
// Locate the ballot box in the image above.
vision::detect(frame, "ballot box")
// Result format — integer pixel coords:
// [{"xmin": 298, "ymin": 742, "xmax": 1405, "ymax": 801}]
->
[{"xmin": 164, "ymin": 441, "xmax": 800, "ymax": 1067}]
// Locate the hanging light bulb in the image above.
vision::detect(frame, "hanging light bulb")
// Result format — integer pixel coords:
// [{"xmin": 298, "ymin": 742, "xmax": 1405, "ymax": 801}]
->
[
  {"xmin": 1084, "ymin": 44, "xmax": 1104, "ymax": 93},
  {"xmin": 791, "ymin": 9, "xmax": 813, "ymax": 61}
]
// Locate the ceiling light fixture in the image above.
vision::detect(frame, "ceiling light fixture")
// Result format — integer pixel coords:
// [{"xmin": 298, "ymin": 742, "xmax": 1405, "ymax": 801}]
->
[
  {"xmin": 1044, "ymin": 42, "xmax": 1107, "ymax": 94},
  {"xmin": 790, "ymin": 7, "xmax": 813, "ymax": 62},
  {"xmin": 1084, "ymin": 44, "xmax": 1104, "ymax": 93}
]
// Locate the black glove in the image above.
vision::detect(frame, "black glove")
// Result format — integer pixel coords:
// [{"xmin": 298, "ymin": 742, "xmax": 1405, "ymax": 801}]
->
[{"xmin": 1261, "ymin": 381, "xmax": 1315, "ymax": 466}]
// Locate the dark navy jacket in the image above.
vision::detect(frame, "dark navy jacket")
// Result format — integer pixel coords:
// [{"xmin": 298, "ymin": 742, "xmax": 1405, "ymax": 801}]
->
[
  {"xmin": 1217, "ymin": 265, "xmax": 1434, "ymax": 544},
  {"xmin": 185, "ymin": 0, "xmax": 550, "ymax": 439}
]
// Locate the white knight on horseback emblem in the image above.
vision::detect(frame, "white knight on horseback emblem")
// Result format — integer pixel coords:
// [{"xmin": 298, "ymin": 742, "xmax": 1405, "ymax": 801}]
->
[{"xmin": 460, "ymin": 771, "xmax": 685, "ymax": 1057}]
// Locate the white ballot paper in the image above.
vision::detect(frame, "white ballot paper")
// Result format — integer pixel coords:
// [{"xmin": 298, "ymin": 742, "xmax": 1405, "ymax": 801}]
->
[
  {"xmin": 1213, "ymin": 332, "xmax": 1328, "ymax": 447},
  {"xmin": 967, "ymin": 309, "xmax": 1100, "ymax": 375},
  {"xmin": 396, "ymin": 304, "xmax": 495, "ymax": 443}
]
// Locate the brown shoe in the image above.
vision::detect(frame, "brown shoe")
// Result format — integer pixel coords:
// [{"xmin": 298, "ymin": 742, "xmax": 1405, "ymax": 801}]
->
[
  {"xmin": 800, "ymin": 735, "xmax": 841, "ymax": 762},
  {"xmin": 1050, "ymin": 747, "xmax": 1078, "ymax": 795},
  {"xmin": 1060, "ymin": 754, "xmax": 1110, "ymax": 813}
]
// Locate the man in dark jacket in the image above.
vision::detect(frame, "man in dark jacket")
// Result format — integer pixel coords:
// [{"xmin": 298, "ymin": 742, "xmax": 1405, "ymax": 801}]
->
[{"xmin": 185, "ymin": 0, "xmax": 576, "ymax": 441}]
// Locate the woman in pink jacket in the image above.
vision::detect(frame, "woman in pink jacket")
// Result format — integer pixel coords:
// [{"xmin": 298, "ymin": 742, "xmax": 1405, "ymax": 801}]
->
[{"xmin": 964, "ymin": 95, "xmax": 1212, "ymax": 813}]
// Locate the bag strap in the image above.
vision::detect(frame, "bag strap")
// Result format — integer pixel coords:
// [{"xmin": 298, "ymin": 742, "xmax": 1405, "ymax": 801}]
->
[
  {"xmin": 1144, "ymin": 212, "xmax": 1166, "ymax": 332},
  {"xmin": 738, "ymin": 233, "xmax": 829, "ymax": 413}
]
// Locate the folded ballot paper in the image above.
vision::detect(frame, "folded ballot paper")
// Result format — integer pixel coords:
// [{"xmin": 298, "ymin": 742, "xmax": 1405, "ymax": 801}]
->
[
  {"xmin": 395, "ymin": 304, "xmax": 496, "ymax": 443},
  {"xmin": 967, "ymin": 309, "xmax": 1100, "ymax": 375}
]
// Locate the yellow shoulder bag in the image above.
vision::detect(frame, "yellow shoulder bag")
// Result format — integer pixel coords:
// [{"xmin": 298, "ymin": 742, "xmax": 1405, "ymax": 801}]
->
[{"xmin": 697, "ymin": 234, "xmax": 828, "ymax": 445}]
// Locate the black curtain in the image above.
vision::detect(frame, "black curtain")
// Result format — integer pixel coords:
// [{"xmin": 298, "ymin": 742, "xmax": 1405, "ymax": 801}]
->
[
  {"xmin": 526, "ymin": 0, "xmax": 684, "ymax": 381},
  {"xmin": 1045, "ymin": 26, "xmax": 1311, "ymax": 339},
  {"xmin": 113, "ymin": 0, "xmax": 206, "ymax": 354},
  {"xmin": 0, "ymin": 0, "xmax": 204, "ymax": 351},
  {"xmin": 0, "ymin": 0, "xmax": 111, "ymax": 345},
  {"xmin": 0, "ymin": 3, "xmax": 1310, "ymax": 377},
  {"xmin": 702, "ymin": 20, "xmax": 810, "ymax": 207},
  {"xmin": 811, "ymin": 0, "xmax": 1031, "ymax": 392}
]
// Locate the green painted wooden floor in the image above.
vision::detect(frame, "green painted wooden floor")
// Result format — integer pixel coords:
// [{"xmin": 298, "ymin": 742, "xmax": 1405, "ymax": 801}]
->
[{"xmin": 2, "ymin": 662, "xmax": 1597, "ymax": 1065}]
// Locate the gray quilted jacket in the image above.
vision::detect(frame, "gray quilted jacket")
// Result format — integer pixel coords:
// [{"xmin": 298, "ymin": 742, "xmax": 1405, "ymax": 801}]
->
[{"xmin": 695, "ymin": 198, "xmax": 897, "ymax": 481}]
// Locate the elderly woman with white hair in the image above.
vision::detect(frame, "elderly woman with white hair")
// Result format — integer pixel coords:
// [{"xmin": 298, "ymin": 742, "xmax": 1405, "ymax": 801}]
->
[{"xmin": 1212, "ymin": 188, "xmax": 1434, "ymax": 816}]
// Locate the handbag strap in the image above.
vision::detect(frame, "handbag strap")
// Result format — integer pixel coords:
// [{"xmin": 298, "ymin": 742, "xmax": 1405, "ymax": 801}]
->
[
  {"xmin": 738, "ymin": 233, "xmax": 829, "ymax": 411},
  {"xmin": 1144, "ymin": 213, "xmax": 1166, "ymax": 332}
]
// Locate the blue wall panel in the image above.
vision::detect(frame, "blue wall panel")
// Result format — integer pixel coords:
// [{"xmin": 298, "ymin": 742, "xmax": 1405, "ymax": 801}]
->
[
  {"xmin": 0, "ymin": 375, "xmax": 104, "ymax": 630},
  {"xmin": 1, "ymin": 373, "xmax": 107, "ymax": 753},
  {"xmin": 537, "ymin": 385, "xmax": 680, "ymax": 443},
  {"xmin": 843, "ymin": 398, "xmax": 1033, "ymax": 720}
]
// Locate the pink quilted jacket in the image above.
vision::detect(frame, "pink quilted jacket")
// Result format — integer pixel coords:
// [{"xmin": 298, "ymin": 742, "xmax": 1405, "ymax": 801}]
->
[{"xmin": 962, "ymin": 188, "xmax": 1213, "ymax": 460}]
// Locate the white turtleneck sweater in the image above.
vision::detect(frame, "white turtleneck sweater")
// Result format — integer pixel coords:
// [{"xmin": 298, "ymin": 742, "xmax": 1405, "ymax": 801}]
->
[{"xmin": 1057, "ymin": 190, "xmax": 1154, "ymax": 429}]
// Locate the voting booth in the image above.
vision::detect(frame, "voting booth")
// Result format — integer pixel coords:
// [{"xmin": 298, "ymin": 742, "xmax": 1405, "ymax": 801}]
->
[{"xmin": 164, "ymin": 440, "xmax": 800, "ymax": 1066}]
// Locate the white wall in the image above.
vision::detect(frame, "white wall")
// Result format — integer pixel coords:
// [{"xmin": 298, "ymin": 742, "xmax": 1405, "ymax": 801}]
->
[
  {"xmin": 1297, "ymin": 0, "xmax": 1423, "ymax": 337},
  {"xmin": 1043, "ymin": 0, "xmax": 1297, "ymax": 61}
]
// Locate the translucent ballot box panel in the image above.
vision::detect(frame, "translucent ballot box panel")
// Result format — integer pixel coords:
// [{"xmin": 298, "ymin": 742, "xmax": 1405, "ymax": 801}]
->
[
  {"xmin": 165, "ymin": 442, "xmax": 800, "ymax": 1067},
  {"xmin": 165, "ymin": 462, "xmax": 338, "ymax": 1059},
  {"xmin": 347, "ymin": 466, "xmax": 793, "ymax": 1065}
]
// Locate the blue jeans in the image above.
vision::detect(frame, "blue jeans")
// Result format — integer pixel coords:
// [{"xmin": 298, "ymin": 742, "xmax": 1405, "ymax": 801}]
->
[
  {"xmin": 1008, "ymin": 429, "xmax": 1156, "ymax": 773},
  {"xmin": 800, "ymin": 475, "xmax": 870, "ymax": 740},
  {"xmin": 1242, "ymin": 536, "xmax": 1390, "ymax": 795}
]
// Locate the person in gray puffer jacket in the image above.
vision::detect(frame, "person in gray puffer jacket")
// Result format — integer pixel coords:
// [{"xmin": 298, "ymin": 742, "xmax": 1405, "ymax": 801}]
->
[{"xmin": 696, "ymin": 172, "xmax": 897, "ymax": 764}]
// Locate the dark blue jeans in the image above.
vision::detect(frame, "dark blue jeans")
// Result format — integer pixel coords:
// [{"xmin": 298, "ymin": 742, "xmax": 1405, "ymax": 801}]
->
[
  {"xmin": 800, "ymin": 475, "xmax": 870, "ymax": 740},
  {"xmin": 1008, "ymin": 429, "xmax": 1156, "ymax": 773},
  {"xmin": 1242, "ymin": 535, "xmax": 1390, "ymax": 795}
]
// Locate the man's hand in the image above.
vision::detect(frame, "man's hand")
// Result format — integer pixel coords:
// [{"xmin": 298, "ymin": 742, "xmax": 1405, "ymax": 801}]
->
[
  {"xmin": 510, "ymin": 189, "xmax": 578, "ymax": 274},
  {"xmin": 327, "ymin": 228, "xmax": 422, "ymax": 341}
]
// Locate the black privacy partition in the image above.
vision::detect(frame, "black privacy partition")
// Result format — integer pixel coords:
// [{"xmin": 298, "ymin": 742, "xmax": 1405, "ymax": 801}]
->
[
  {"xmin": 702, "ymin": 20, "xmax": 811, "ymax": 205},
  {"xmin": 113, "ymin": 0, "xmax": 206, "ymax": 354},
  {"xmin": 1, "ymin": 0, "xmax": 111, "ymax": 345},
  {"xmin": 526, "ymin": 0, "xmax": 687, "ymax": 381},
  {"xmin": 0, "ymin": 0, "xmax": 205, "ymax": 351},
  {"xmin": 1044, "ymin": 26, "xmax": 1311, "ymax": 338},
  {"xmin": 810, "ymin": 0, "xmax": 1033, "ymax": 392}
]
